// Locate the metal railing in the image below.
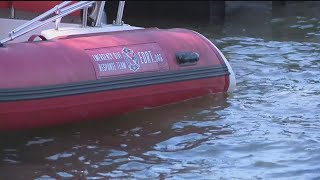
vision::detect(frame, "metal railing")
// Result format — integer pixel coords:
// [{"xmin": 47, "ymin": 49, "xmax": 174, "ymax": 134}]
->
[
  {"xmin": 10, "ymin": 1, "xmax": 15, "ymax": 19},
  {"xmin": 0, "ymin": 1, "xmax": 95, "ymax": 45},
  {"xmin": 9, "ymin": 1, "xmax": 72, "ymax": 35},
  {"xmin": 114, "ymin": 1, "xmax": 125, "ymax": 25},
  {"xmin": 95, "ymin": 1, "xmax": 106, "ymax": 27},
  {"xmin": 0, "ymin": 1, "xmax": 127, "ymax": 46}
]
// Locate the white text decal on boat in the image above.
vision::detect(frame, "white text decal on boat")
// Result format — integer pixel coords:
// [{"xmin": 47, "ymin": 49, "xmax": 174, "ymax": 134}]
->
[{"xmin": 86, "ymin": 43, "xmax": 169, "ymax": 78}]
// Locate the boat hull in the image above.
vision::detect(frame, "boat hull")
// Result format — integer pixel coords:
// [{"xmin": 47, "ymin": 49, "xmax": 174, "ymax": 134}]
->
[
  {"xmin": 0, "ymin": 27, "xmax": 234, "ymax": 131},
  {"xmin": 0, "ymin": 76, "xmax": 228, "ymax": 131}
]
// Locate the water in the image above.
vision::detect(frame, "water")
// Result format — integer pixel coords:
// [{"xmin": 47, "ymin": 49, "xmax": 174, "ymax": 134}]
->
[{"xmin": 1, "ymin": 2, "xmax": 320, "ymax": 179}]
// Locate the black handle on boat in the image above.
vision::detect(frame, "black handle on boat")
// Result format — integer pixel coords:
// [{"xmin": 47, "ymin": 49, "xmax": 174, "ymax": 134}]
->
[
  {"xmin": 28, "ymin": 35, "xmax": 48, "ymax": 42},
  {"xmin": 176, "ymin": 52, "xmax": 200, "ymax": 66}
]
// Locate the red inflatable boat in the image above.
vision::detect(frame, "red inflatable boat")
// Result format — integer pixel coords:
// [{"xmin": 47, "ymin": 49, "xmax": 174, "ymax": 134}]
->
[{"xmin": 0, "ymin": 1, "xmax": 236, "ymax": 131}]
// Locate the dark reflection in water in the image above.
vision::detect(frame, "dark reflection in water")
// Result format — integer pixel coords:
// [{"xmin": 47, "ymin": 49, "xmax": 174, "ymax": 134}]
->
[
  {"xmin": 1, "ymin": 1, "xmax": 320, "ymax": 180},
  {"xmin": 0, "ymin": 94, "xmax": 230, "ymax": 179}
]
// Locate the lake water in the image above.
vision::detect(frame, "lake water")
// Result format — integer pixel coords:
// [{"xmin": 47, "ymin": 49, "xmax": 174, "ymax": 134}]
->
[{"xmin": 0, "ymin": 2, "xmax": 320, "ymax": 180}]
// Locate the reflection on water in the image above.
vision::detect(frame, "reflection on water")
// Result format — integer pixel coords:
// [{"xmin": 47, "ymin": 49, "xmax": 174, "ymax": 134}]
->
[
  {"xmin": 1, "ymin": 1, "xmax": 320, "ymax": 179},
  {"xmin": 0, "ymin": 94, "xmax": 230, "ymax": 179}
]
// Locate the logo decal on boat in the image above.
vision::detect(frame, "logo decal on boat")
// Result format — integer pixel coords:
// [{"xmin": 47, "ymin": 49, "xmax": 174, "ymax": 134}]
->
[
  {"xmin": 122, "ymin": 47, "xmax": 140, "ymax": 72},
  {"xmin": 86, "ymin": 42, "xmax": 169, "ymax": 78}
]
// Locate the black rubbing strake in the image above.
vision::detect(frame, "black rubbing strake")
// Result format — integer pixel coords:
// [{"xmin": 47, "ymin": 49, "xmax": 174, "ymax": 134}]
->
[{"xmin": 0, "ymin": 65, "xmax": 229, "ymax": 102}]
